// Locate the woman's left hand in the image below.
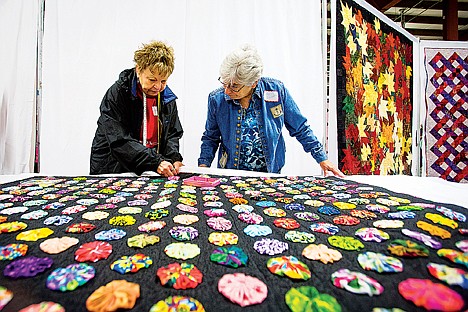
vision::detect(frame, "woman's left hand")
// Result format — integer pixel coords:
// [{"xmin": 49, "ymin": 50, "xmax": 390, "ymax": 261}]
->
[
  {"xmin": 172, "ymin": 161, "xmax": 184, "ymax": 175},
  {"xmin": 157, "ymin": 160, "xmax": 177, "ymax": 177},
  {"xmin": 319, "ymin": 160, "xmax": 345, "ymax": 178}
]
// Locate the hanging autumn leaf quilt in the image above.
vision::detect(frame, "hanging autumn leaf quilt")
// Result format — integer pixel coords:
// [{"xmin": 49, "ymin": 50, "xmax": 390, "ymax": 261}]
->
[{"xmin": 336, "ymin": 0, "xmax": 414, "ymax": 175}]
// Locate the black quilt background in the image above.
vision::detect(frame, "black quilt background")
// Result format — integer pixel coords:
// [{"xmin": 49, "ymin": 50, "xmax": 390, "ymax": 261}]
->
[{"xmin": 0, "ymin": 173, "xmax": 466, "ymax": 312}]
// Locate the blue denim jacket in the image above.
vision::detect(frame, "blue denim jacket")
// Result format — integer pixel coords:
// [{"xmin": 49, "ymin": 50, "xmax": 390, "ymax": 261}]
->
[{"xmin": 198, "ymin": 77, "xmax": 327, "ymax": 173}]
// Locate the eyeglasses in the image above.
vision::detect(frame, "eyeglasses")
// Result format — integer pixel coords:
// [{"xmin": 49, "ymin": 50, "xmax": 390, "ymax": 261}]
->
[{"xmin": 218, "ymin": 77, "xmax": 245, "ymax": 93}]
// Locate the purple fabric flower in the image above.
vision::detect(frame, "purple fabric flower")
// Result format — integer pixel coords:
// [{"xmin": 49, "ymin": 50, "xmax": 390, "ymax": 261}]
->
[{"xmin": 4, "ymin": 256, "xmax": 53, "ymax": 278}]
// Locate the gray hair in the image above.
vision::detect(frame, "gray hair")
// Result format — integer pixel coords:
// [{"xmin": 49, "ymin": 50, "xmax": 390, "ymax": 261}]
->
[{"xmin": 219, "ymin": 44, "xmax": 263, "ymax": 86}]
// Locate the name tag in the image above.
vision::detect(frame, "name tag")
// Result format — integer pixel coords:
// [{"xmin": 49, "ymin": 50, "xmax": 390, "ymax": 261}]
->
[{"xmin": 264, "ymin": 91, "xmax": 279, "ymax": 102}]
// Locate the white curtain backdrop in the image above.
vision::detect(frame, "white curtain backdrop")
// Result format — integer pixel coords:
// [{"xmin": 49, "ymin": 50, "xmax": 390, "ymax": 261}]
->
[
  {"xmin": 0, "ymin": 0, "xmax": 39, "ymax": 174},
  {"xmin": 39, "ymin": 0, "xmax": 325, "ymax": 175}
]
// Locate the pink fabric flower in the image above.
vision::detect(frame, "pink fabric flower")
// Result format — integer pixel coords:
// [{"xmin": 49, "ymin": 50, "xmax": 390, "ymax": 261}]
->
[{"xmin": 218, "ymin": 273, "xmax": 268, "ymax": 307}]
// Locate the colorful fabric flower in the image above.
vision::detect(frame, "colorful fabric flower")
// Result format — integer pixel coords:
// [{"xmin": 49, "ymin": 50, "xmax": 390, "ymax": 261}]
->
[
  {"xmin": 0, "ymin": 221, "xmax": 27, "ymax": 233},
  {"xmin": 0, "ymin": 286, "xmax": 13, "ymax": 310},
  {"xmin": 94, "ymin": 228, "xmax": 126, "ymax": 241},
  {"xmin": 210, "ymin": 245, "xmax": 248, "ymax": 268},
  {"xmin": 437, "ymin": 248, "xmax": 468, "ymax": 268},
  {"xmin": 169, "ymin": 226, "xmax": 199, "ymax": 241},
  {"xmin": 285, "ymin": 286, "xmax": 342, "ymax": 312},
  {"xmin": 4, "ymin": 256, "xmax": 53, "ymax": 278},
  {"xmin": 110, "ymin": 254, "xmax": 152, "ymax": 274},
  {"xmin": 149, "ymin": 296, "xmax": 205, "ymax": 312},
  {"xmin": 263, "ymin": 207, "xmax": 286, "ymax": 217},
  {"xmin": 328, "ymin": 236, "xmax": 365, "ymax": 251},
  {"xmin": 427, "ymin": 262, "xmax": 468, "ymax": 289},
  {"xmin": 173, "ymin": 214, "xmax": 199, "ymax": 225},
  {"xmin": 238, "ymin": 212, "xmax": 263, "ymax": 224},
  {"xmin": 284, "ymin": 231, "xmax": 316, "ymax": 244},
  {"xmin": 138, "ymin": 220, "xmax": 166, "ymax": 233},
  {"xmin": 254, "ymin": 238, "xmax": 289, "ymax": 255},
  {"xmin": 273, "ymin": 218, "xmax": 300, "ymax": 230},
  {"xmin": 355, "ymin": 228, "xmax": 389, "ymax": 242},
  {"xmin": 127, "ymin": 234, "xmax": 160, "ymax": 248},
  {"xmin": 65, "ymin": 222, "xmax": 96, "ymax": 233},
  {"xmin": 157, "ymin": 262, "xmax": 203, "ymax": 289},
  {"xmin": 417, "ymin": 220, "xmax": 451, "ymax": 239},
  {"xmin": 43, "ymin": 215, "xmax": 73, "ymax": 226},
  {"xmin": 82, "ymin": 211, "xmax": 109, "ymax": 221},
  {"xmin": 16, "ymin": 227, "xmax": 54, "ymax": 241},
  {"xmin": 0, "ymin": 243, "xmax": 28, "ymax": 260},
  {"xmin": 302, "ymin": 244, "xmax": 342, "ymax": 264},
  {"xmin": 206, "ymin": 217, "xmax": 232, "ymax": 231},
  {"xmin": 164, "ymin": 242, "xmax": 200, "ymax": 260},
  {"xmin": 373, "ymin": 220, "xmax": 404, "ymax": 229},
  {"xmin": 218, "ymin": 273, "xmax": 267, "ymax": 307},
  {"xmin": 40, "ymin": 237, "xmax": 79, "ymax": 254},
  {"xmin": 331, "ymin": 269, "xmax": 383, "ymax": 296},
  {"xmin": 267, "ymin": 255, "xmax": 311, "ymax": 280},
  {"xmin": 387, "ymin": 239, "xmax": 429, "ymax": 257},
  {"xmin": 398, "ymin": 278, "xmax": 464, "ymax": 311},
  {"xmin": 333, "ymin": 215, "xmax": 360, "ymax": 226},
  {"xmin": 350, "ymin": 209, "xmax": 377, "ymax": 219},
  {"xmin": 402, "ymin": 228, "xmax": 442, "ymax": 249},
  {"xmin": 208, "ymin": 232, "xmax": 238, "ymax": 246},
  {"xmin": 46, "ymin": 263, "xmax": 95, "ymax": 291},
  {"xmin": 75, "ymin": 241, "xmax": 112, "ymax": 262},
  {"xmin": 310, "ymin": 223, "xmax": 340, "ymax": 235},
  {"xmin": 243, "ymin": 224, "xmax": 272, "ymax": 237},
  {"xmin": 357, "ymin": 252, "xmax": 403, "ymax": 273},
  {"xmin": 86, "ymin": 280, "xmax": 140, "ymax": 312}
]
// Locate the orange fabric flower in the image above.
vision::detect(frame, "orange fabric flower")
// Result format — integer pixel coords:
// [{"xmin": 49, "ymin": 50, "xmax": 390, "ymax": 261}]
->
[{"xmin": 86, "ymin": 280, "xmax": 140, "ymax": 312}]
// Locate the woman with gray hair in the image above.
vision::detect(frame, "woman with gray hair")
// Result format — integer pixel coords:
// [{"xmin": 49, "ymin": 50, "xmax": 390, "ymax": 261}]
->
[{"xmin": 198, "ymin": 44, "xmax": 343, "ymax": 177}]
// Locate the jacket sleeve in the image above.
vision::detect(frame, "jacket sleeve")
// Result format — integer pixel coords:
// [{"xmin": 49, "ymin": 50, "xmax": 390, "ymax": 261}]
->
[
  {"xmin": 198, "ymin": 94, "xmax": 221, "ymax": 166},
  {"xmin": 281, "ymin": 85, "xmax": 328, "ymax": 163},
  {"xmin": 99, "ymin": 86, "xmax": 165, "ymax": 174},
  {"xmin": 160, "ymin": 101, "xmax": 184, "ymax": 163}
]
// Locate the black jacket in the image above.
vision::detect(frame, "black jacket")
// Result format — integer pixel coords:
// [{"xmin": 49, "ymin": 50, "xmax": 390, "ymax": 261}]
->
[{"xmin": 90, "ymin": 68, "xmax": 183, "ymax": 175}]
